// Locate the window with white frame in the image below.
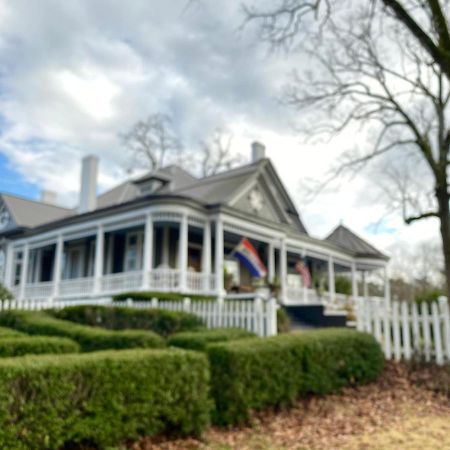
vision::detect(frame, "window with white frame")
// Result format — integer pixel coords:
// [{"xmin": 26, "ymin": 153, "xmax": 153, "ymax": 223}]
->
[
  {"xmin": 124, "ymin": 232, "xmax": 143, "ymax": 272},
  {"xmin": 12, "ymin": 250, "xmax": 23, "ymax": 286}
]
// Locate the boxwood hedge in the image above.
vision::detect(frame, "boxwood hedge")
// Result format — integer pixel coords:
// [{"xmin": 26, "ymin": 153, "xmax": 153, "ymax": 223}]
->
[
  {"xmin": 51, "ymin": 305, "xmax": 204, "ymax": 337},
  {"xmin": 0, "ymin": 326, "xmax": 26, "ymax": 338},
  {"xmin": 0, "ymin": 336, "xmax": 79, "ymax": 357},
  {"xmin": 113, "ymin": 291, "xmax": 215, "ymax": 302},
  {"xmin": 0, "ymin": 348, "xmax": 211, "ymax": 449},
  {"xmin": 207, "ymin": 328, "xmax": 384, "ymax": 425},
  {"xmin": 0, "ymin": 311, "xmax": 164, "ymax": 352},
  {"xmin": 168, "ymin": 328, "xmax": 256, "ymax": 351}
]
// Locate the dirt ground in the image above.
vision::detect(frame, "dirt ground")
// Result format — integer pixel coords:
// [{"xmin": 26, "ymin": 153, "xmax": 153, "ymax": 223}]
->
[{"xmin": 127, "ymin": 362, "xmax": 450, "ymax": 450}]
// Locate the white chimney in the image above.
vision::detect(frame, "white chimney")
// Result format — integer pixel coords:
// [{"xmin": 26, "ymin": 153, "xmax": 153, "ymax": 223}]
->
[
  {"xmin": 79, "ymin": 155, "xmax": 98, "ymax": 213},
  {"xmin": 40, "ymin": 190, "xmax": 57, "ymax": 205},
  {"xmin": 251, "ymin": 141, "xmax": 266, "ymax": 162}
]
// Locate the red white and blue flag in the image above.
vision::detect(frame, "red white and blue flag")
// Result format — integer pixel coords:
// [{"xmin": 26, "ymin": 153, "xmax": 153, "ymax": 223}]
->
[
  {"xmin": 295, "ymin": 260, "xmax": 311, "ymax": 288},
  {"xmin": 231, "ymin": 238, "xmax": 267, "ymax": 278}
]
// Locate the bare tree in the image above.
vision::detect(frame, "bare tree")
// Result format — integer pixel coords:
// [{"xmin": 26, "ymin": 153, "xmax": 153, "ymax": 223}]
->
[
  {"xmin": 199, "ymin": 128, "xmax": 243, "ymax": 177},
  {"xmin": 244, "ymin": 1, "xmax": 450, "ymax": 296},
  {"xmin": 121, "ymin": 113, "xmax": 183, "ymax": 173}
]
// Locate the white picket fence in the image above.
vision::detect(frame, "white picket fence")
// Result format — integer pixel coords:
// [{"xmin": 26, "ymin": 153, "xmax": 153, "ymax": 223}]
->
[
  {"xmin": 356, "ymin": 296, "xmax": 450, "ymax": 365},
  {"xmin": 0, "ymin": 296, "xmax": 278, "ymax": 337}
]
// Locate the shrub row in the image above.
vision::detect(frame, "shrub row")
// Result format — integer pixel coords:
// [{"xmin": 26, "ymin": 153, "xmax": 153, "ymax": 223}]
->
[
  {"xmin": 52, "ymin": 305, "xmax": 204, "ymax": 337},
  {"xmin": 207, "ymin": 328, "xmax": 384, "ymax": 425},
  {"xmin": 0, "ymin": 336, "xmax": 79, "ymax": 357},
  {"xmin": 0, "ymin": 311, "xmax": 164, "ymax": 352},
  {"xmin": 168, "ymin": 328, "xmax": 256, "ymax": 351},
  {"xmin": 0, "ymin": 348, "xmax": 211, "ymax": 450},
  {"xmin": 112, "ymin": 291, "xmax": 215, "ymax": 302},
  {"xmin": 0, "ymin": 326, "xmax": 26, "ymax": 338}
]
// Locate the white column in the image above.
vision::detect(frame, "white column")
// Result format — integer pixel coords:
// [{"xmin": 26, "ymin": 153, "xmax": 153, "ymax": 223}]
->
[
  {"xmin": 178, "ymin": 214, "xmax": 188, "ymax": 291},
  {"xmin": 19, "ymin": 243, "xmax": 29, "ymax": 300},
  {"xmin": 384, "ymin": 265, "xmax": 390, "ymax": 302},
  {"xmin": 302, "ymin": 250, "xmax": 308, "ymax": 303},
  {"xmin": 363, "ymin": 271, "xmax": 369, "ymax": 298},
  {"xmin": 3, "ymin": 242, "xmax": 14, "ymax": 289},
  {"xmin": 351, "ymin": 261, "xmax": 358, "ymax": 299},
  {"xmin": 279, "ymin": 238, "xmax": 287, "ymax": 303},
  {"xmin": 328, "ymin": 255, "xmax": 335, "ymax": 303},
  {"xmin": 142, "ymin": 213, "xmax": 153, "ymax": 289},
  {"xmin": 94, "ymin": 224, "xmax": 104, "ymax": 294},
  {"xmin": 202, "ymin": 221, "xmax": 211, "ymax": 291},
  {"xmin": 52, "ymin": 234, "xmax": 64, "ymax": 298},
  {"xmin": 162, "ymin": 226, "xmax": 170, "ymax": 266},
  {"xmin": 215, "ymin": 217, "xmax": 224, "ymax": 297},
  {"xmin": 268, "ymin": 242, "xmax": 275, "ymax": 282}
]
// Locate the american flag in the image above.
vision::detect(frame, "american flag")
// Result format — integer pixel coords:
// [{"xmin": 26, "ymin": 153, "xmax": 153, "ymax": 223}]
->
[{"xmin": 295, "ymin": 260, "xmax": 311, "ymax": 288}]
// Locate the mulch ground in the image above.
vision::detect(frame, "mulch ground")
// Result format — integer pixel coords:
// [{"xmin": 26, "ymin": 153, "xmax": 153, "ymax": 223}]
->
[{"xmin": 127, "ymin": 362, "xmax": 450, "ymax": 450}]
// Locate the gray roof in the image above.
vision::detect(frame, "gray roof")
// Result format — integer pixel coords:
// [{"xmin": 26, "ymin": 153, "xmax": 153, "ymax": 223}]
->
[
  {"xmin": 1, "ymin": 194, "xmax": 72, "ymax": 228},
  {"xmin": 325, "ymin": 225, "xmax": 388, "ymax": 260}
]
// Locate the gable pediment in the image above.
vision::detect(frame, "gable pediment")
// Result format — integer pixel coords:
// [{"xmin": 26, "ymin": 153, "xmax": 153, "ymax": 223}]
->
[
  {"xmin": 0, "ymin": 200, "xmax": 16, "ymax": 233},
  {"xmin": 230, "ymin": 175, "xmax": 292, "ymax": 226}
]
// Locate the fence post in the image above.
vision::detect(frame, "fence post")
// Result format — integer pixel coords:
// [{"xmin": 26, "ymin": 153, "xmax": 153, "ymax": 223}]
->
[
  {"xmin": 383, "ymin": 296, "xmax": 392, "ymax": 360},
  {"xmin": 401, "ymin": 301, "xmax": 411, "ymax": 360},
  {"xmin": 392, "ymin": 301, "xmax": 401, "ymax": 361},
  {"xmin": 439, "ymin": 297, "xmax": 450, "ymax": 362},
  {"xmin": 151, "ymin": 297, "xmax": 158, "ymax": 309},
  {"xmin": 355, "ymin": 298, "xmax": 364, "ymax": 331},
  {"xmin": 183, "ymin": 297, "xmax": 191, "ymax": 313},
  {"xmin": 217, "ymin": 296, "xmax": 224, "ymax": 328},
  {"xmin": 254, "ymin": 296, "xmax": 263, "ymax": 337},
  {"xmin": 126, "ymin": 298, "xmax": 133, "ymax": 308},
  {"xmin": 267, "ymin": 297, "xmax": 277, "ymax": 336},
  {"xmin": 432, "ymin": 301, "xmax": 444, "ymax": 365}
]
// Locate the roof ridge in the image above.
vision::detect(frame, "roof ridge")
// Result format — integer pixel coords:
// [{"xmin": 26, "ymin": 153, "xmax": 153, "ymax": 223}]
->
[{"xmin": 1, "ymin": 192, "xmax": 72, "ymax": 211}]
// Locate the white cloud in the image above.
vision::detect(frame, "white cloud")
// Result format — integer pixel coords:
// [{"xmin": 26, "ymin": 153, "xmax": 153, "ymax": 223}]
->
[{"xmin": 0, "ymin": 0, "xmax": 440, "ymax": 258}]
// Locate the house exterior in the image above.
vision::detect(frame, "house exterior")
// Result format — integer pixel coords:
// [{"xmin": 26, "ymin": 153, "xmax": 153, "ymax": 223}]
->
[{"xmin": 0, "ymin": 143, "xmax": 389, "ymax": 305}]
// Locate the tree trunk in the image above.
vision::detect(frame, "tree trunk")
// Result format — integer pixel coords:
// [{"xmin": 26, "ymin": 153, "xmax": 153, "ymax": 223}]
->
[{"xmin": 436, "ymin": 185, "xmax": 450, "ymax": 298}]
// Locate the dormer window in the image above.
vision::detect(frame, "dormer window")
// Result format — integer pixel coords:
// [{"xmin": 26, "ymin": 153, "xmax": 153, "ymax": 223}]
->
[{"xmin": 138, "ymin": 179, "xmax": 164, "ymax": 196}]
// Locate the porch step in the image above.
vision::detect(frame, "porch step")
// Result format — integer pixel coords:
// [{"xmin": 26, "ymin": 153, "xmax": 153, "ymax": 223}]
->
[{"xmin": 283, "ymin": 304, "xmax": 347, "ymax": 328}]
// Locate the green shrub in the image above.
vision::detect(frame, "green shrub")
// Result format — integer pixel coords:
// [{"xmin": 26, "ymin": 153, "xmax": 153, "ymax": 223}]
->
[
  {"xmin": 0, "ymin": 311, "xmax": 165, "ymax": 352},
  {"xmin": 112, "ymin": 291, "xmax": 215, "ymax": 302},
  {"xmin": 51, "ymin": 305, "xmax": 205, "ymax": 337},
  {"xmin": 277, "ymin": 308, "xmax": 291, "ymax": 333},
  {"xmin": 0, "ymin": 348, "xmax": 211, "ymax": 449},
  {"xmin": 0, "ymin": 283, "xmax": 14, "ymax": 300},
  {"xmin": 207, "ymin": 328, "xmax": 384, "ymax": 425},
  {"xmin": 168, "ymin": 328, "xmax": 256, "ymax": 351},
  {"xmin": 415, "ymin": 288, "xmax": 444, "ymax": 305},
  {"xmin": 0, "ymin": 336, "xmax": 79, "ymax": 357},
  {"xmin": 0, "ymin": 326, "xmax": 26, "ymax": 338}
]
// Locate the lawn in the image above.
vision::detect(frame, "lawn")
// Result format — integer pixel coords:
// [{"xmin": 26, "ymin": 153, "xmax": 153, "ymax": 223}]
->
[{"xmin": 125, "ymin": 362, "xmax": 450, "ymax": 450}]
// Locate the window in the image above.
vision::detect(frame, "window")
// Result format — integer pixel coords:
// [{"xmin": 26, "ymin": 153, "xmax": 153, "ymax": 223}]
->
[
  {"xmin": 124, "ymin": 232, "xmax": 143, "ymax": 272},
  {"xmin": 224, "ymin": 259, "xmax": 240, "ymax": 285},
  {"xmin": 13, "ymin": 251, "xmax": 23, "ymax": 286}
]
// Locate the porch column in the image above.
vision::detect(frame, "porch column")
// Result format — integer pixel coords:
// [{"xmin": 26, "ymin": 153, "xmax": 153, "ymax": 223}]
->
[
  {"xmin": 351, "ymin": 261, "xmax": 358, "ymax": 299},
  {"xmin": 384, "ymin": 266, "xmax": 390, "ymax": 303},
  {"xmin": 3, "ymin": 242, "xmax": 13, "ymax": 289},
  {"xmin": 94, "ymin": 224, "xmax": 104, "ymax": 294},
  {"xmin": 268, "ymin": 242, "xmax": 275, "ymax": 282},
  {"xmin": 215, "ymin": 217, "xmax": 224, "ymax": 297},
  {"xmin": 52, "ymin": 234, "xmax": 64, "ymax": 299},
  {"xmin": 363, "ymin": 271, "xmax": 369, "ymax": 298},
  {"xmin": 142, "ymin": 213, "xmax": 153, "ymax": 289},
  {"xmin": 328, "ymin": 255, "xmax": 335, "ymax": 303},
  {"xmin": 178, "ymin": 214, "xmax": 188, "ymax": 291},
  {"xmin": 302, "ymin": 250, "xmax": 308, "ymax": 303},
  {"xmin": 19, "ymin": 243, "xmax": 29, "ymax": 300},
  {"xmin": 279, "ymin": 238, "xmax": 287, "ymax": 303},
  {"xmin": 202, "ymin": 221, "xmax": 211, "ymax": 291}
]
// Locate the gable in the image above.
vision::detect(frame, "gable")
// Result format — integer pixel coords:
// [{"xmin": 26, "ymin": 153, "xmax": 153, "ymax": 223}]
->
[
  {"xmin": 0, "ymin": 199, "xmax": 18, "ymax": 233},
  {"xmin": 231, "ymin": 178, "xmax": 286, "ymax": 224}
]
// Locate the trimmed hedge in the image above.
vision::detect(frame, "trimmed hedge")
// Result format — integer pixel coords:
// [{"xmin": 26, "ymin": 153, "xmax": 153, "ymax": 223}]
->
[
  {"xmin": 0, "ymin": 311, "xmax": 165, "ymax": 352},
  {"xmin": 168, "ymin": 328, "xmax": 256, "ymax": 351},
  {"xmin": 207, "ymin": 328, "xmax": 384, "ymax": 425},
  {"xmin": 51, "ymin": 305, "xmax": 204, "ymax": 337},
  {"xmin": 112, "ymin": 291, "xmax": 215, "ymax": 302},
  {"xmin": 0, "ymin": 348, "xmax": 211, "ymax": 449},
  {"xmin": 0, "ymin": 326, "xmax": 26, "ymax": 338},
  {"xmin": 0, "ymin": 336, "xmax": 80, "ymax": 357}
]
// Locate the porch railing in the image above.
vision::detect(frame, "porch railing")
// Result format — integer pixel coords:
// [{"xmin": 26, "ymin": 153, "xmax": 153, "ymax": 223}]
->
[
  {"xmin": 59, "ymin": 277, "xmax": 95, "ymax": 297},
  {"xmin": 24, "ymin": 282, "xmax": 53, "ymax": 300},
  {"xmin": 101, "ymin": 271, "xmax": 143, "ymax": 293}
]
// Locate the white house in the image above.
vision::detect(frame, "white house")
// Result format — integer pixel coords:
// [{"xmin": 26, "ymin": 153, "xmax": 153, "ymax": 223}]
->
[{"xmin": 0, "ymin": 143, "xmax": 389, "ymax": 309}]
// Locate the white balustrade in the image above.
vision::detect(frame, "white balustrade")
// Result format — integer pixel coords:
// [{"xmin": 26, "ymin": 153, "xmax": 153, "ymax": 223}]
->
[
  {"xmin": 101, "ymin": 271, "xmax": 143, "ymax": 293},
  {"xmin": 59, "ymin": 278, "xmax": 95, "ymax": 297},
  {"xmin": 148, "ymin": 269, "xmax": 180, "ymax": 291},
  {"xmin": 24, "ymin": 282, "xmax": 54, "ymax": 299}
]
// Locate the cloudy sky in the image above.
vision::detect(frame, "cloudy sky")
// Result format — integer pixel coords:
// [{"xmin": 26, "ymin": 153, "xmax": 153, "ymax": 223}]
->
[{"xmin": 0, "ymin": 0, "xmax": 441, "ymax": 258}]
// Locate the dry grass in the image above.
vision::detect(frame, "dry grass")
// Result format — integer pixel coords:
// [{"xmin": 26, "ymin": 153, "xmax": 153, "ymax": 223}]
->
[{"xmin": 126, "ymin": 362, "xmax": 450, "ymax": 450}]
